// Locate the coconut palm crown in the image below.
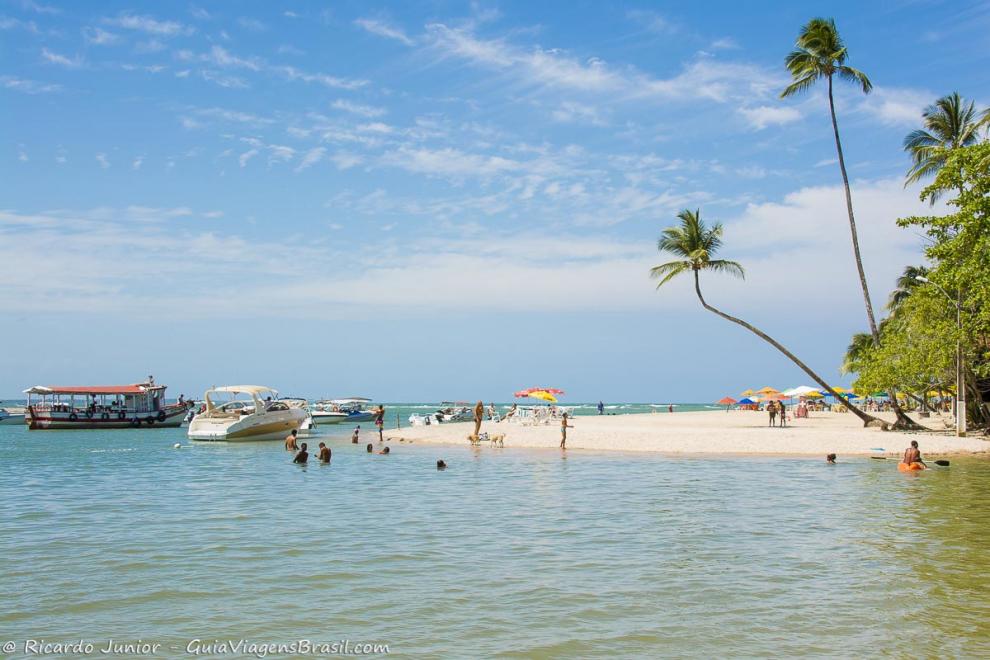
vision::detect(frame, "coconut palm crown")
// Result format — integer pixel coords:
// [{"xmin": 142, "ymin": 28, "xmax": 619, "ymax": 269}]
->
[
  {"xmin": 903, "ymin": 93, "xmax": 983, "ymax": 187},
  {"xmin": 780, "ymin": 18, "xmax": 872, "ymax": 99},
  {"xmin": 650, "ymin": 209, "xmax": 744, "ymax": 288}
]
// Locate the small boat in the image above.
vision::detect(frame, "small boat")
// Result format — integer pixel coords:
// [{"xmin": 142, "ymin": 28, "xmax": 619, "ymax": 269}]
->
[
  {"xmin": 0, "ymin": 407, "xmax": 26, "ymax": 425},
  {"xmin": 187, "ymin": 385, "xmax": 308, "ymax": 442},
  {"xmin": 310, "ymin": 397, "xmax": 375, "ymax": 425},
  {"xmin": 281, "ymin": 397, "xmax": 317, "ymax": 436},
  {"xmin": 409, "ymin": 402, "xmax": 474, "ymax": 426},
  {"xmin": 24, "ymin": 380, "xmax": 190, "ymax": 430}
]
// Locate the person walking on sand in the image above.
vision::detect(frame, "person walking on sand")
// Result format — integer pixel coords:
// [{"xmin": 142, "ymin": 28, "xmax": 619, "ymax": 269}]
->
[
  {"xmin": 560, "ymin": 412, "xmax": 573, "ymax": 449},
  {"xmin": 285, "ymin": 429, "xmax": 299, "ymax": 451},
  {"xmin": 374, "ymin": 405, "xmax": 385, "ymax": 442},
  {"xmin": 779, "ymin": 401, "xmax": 787, "ymax": 427},
  {"xmin": 768, "ymin": 401, "xmax": 777, "ymax": 427},
  {"xmin": 598, "ymin": 401, "xmax": 604, "ymax": 415}
]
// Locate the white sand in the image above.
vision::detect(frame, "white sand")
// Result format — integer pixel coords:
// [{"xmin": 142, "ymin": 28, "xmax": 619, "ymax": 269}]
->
[{"xmin": 385, "ymin": 410, "xmax": 988, "ymax": 457}]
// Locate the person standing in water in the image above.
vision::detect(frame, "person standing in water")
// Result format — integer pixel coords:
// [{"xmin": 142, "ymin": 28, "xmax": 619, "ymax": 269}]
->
[
  {"xmin": 374, "ymin": 406, "xmax": 385, "ymax": 442},
  {"xmin": 317, "ymin": 442, "xmax": 331, "ymax": 464},
  {"xmin": 473, "ymin": 400, "xmax": 484, "ymax": 439},
  {"xmin": 293, "ymin": 443, "xmax": 308, "ymax": 464},
  {"xmin": 351, "ymin": 426, "xmax": 360, "ymax": 444},
  {"xmin": 285, "ymin": 429, "xmax": 299, "ymax": 451},
  {"xmin": 560, "ymin": 412, "xmax": 573, "ymax": 449}
]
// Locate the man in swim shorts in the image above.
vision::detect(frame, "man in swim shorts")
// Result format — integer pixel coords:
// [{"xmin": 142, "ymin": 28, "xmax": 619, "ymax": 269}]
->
[
  {"xmin": 293, "ymin": 443, "xmax": 308, "ymax": 464},
  {"xmin": 901, "ymin": 440, "xmax": 926, "ymax": 468},
  {"xmin": 317, "ymin": 442, "xmax": 331, "ymax": 464},
  {"xmin": 352, "ymin": 426, "xmax": 360, "ymax": 444},
  {"xmin": 285, "ymin": 429, "xmax": 299, "ymax": 451},
  {"xmin": 560, "ymin": 413, "xmax": 573, "ymax": 449}
]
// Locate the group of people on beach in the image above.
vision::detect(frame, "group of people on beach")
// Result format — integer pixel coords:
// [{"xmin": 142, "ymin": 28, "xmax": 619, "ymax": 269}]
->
[{"xmin": 767, "ymin": 401, "xmax": 787, "ymax": 427}]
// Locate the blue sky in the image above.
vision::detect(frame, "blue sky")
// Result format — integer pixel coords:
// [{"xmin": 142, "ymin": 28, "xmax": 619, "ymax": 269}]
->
[{"xmin": 2, "ymin": 1, "xmax": 988, "ymax": 401}]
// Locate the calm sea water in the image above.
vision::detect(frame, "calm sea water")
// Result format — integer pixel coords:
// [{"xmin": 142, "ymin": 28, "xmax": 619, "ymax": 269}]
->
[{"xmin": 2, "ymin": 418, "xmax": 990, "ymax": 657}]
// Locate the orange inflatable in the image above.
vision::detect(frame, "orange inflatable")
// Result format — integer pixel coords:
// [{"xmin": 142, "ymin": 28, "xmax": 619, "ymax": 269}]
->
[{"xmin": 898, "ymin": 462, "xmax": 926, "ymax": 472}]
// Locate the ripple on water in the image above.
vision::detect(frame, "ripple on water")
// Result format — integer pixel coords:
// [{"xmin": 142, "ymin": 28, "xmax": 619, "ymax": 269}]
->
[{"xmin": 2, "ymin": 425, "xmax": 990, "ymax": 656}]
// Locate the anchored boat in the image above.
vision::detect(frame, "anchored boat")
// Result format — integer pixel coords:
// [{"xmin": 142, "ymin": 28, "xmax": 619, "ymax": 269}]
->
[
  {"xmin": 24, "ymin": 380, "xmax": 190, "ymax": 429},
  {"xmin": 187, "ymin": 385, "xmax": 308, "ymax": 441},
  {"xmin": 310, "ymin": 397, "xmax": 374, "ymax": 425}
]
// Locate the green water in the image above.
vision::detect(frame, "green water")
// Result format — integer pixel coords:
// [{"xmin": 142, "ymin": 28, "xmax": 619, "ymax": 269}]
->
[{"xmin": 2, "ymin": 422, "xmax": 990, "ymax": 657}]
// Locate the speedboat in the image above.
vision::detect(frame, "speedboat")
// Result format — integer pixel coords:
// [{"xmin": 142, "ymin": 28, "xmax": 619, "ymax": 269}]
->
[
  {"xmin": 310, "ymin": 397, "xmax": 374, "ymax": 425},
  {"xmin": 187, "ymin": 386, "xmax": 308, "ymax": 442},
  {"xmin": 409, "ymin": 402, "xmax": 473, "ymax": 426},
  {"xmin": 281, "ymin": 397, "xmax": 317, "ymax": 436},
  {"xmin": 0, "ymin": 408, "xmax": 26, "ymax": 425}
]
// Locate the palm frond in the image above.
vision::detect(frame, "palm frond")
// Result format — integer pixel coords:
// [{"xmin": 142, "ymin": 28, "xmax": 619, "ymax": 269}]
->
[
  {"xmin": 780, "ymin": 72, "xmax": 819, "ymax": 98},
  {"xmin": 837, "ymin": 65, "xmax": 872, "ymax": 94},
  {"xmin": 649, "ymin": 261, "xmax": 691, "ymax": 288},
  {"xmin": 705, "ymin": 259, "xmax": 745, "ymax": 279}
]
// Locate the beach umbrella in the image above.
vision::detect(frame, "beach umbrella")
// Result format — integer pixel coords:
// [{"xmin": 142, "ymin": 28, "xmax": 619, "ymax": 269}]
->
[
  {"xmin": 738, "ymin": 397, "xmax": 756, "ymax": 405},
  {"xmin": 528, "ymin": 390, "xmax": 558, "ymax": 403},
  {"xmin": 716, "ymin": 396, "xmax": 737, "ymax": 412},
  {"xmin": 741, "ymin": 388, "xmax": 755, "ymax": 397},
  {"xmin": 763, "ymin": 392, "xmax": 788, "ymax": 401},
  {"xmin": 805, "ymin": 391, "xmax": 824, "ymax": 399},
  {"xmin": 757, "ymin": 386, "xmax": 779, "ymax": 395},
  {"xmin": 784, "ymin": 385, "xmax": 818, "ymax": 397},
  {"xmin": 831, "ymin": 386, "xmax": 849, "ymax": 394}
]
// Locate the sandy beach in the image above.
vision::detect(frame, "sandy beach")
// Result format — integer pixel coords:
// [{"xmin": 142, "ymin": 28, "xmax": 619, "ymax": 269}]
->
[{"xmin": 386, "ymin": 410, "xmax": 989, "ymax": 457}]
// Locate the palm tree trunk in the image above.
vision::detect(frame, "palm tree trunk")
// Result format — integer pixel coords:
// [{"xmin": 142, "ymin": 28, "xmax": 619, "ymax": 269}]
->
[
  {"xmin": 828, "ymin": 75, "xmax": 924, "ymax": 431},
  {"xmin": 693, "ymin": 270, "xmax": 887, "ymax": 428}
]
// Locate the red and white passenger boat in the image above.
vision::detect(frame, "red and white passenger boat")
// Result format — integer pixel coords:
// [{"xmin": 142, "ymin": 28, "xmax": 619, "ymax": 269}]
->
[{"xmin": 24, "ymin": 379, "xmax": 190, "ymax": 430}]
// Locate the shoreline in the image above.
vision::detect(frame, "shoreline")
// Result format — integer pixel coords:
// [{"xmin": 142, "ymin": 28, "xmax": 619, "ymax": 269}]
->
[{"xmin": 384, "ymin": 410, "xmax": 989, "ymax": 458}]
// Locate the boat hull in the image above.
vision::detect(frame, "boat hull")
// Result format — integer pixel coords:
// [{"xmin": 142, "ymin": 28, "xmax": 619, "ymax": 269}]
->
[
  {"xmin": 27, "ymin": 406, "xmax": 188, "ymax": 430},
  {"xmin": 312, "ymin": 411, "xmax": 374, "ymax": 425},
  {"xmin": 187, "ymin": 409, "xmax": 307, "ymax": 442}
]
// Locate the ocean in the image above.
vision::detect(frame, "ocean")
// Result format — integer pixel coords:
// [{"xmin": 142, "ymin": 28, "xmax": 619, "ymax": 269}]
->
[{"xmin": 2, "ymin": 408, "xmax": 989, "ymax": 656}]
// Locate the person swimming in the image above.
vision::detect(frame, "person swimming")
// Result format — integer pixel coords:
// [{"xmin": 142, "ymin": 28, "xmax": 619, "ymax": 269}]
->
[
  {"xmin": 437, "ymin": 459, "xmax": 447, "ymax": 470},
  {"xmin": 293, "ymin": 442, "xmax": 308, "ymax": 464},
  {"xmin": 317, "ymin": 442, "xmax": 331, "ymax": 464},
  {"xmin": 366, "ymin": 443, "xmax": 373, "ymax": 453},
  {"xmin": 377, "ymin": 446, "xmax": 390, "ymax": 455},
  {"xmin": 826, "ymin": 453, "xmax": 836, "ymax": 464}
]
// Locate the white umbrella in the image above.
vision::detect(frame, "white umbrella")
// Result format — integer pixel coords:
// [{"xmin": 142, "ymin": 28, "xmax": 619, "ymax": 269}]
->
[{"xmin": 783, "ymin": 385, "xmax": 819, "ymax": 397}]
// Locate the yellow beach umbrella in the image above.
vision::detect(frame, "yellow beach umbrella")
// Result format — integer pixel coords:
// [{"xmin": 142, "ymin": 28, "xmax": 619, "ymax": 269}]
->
[
  {"xmin": 528, "ymin": 390, "xmax": 558, "ymax": 403},
  {"xmin": 831, "ymin": 386, "xmax": 848, "ymax": 394},
  {"xmin": 741, "ymin": 389, "xmax": 755, "ymax": 397},
  {"xmin": 757, "ymin": 386, "xmax": 779, "ymax": 395},
  {"xmin": 805, "ymin": 391, "xmax": 824, "ymax": 399}
]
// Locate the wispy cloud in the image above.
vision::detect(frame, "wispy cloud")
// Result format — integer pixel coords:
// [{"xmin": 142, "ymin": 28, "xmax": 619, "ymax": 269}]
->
[
  {"xmin": 236, "ymin": 17, "xmax": 267, "ymax": 32},
  {"xmin": 331, "ymin": 99, "xmax": 386, "ymax": 117},
  {"xmin": 40, "ymin": 47, "xmax": 83, "ymax": 69},
  {"xmin": 295, "ymin": 147, "xmax": 327, "ymax": 172},
  {"xmin": 95, "ymin": 153, "xmax": 110, "ymax": 169},
  {"xmin": 551, "ymin": 101, "xmax": 607, "ymax": 126},
  {"xmin": 178, "ymin": 45, "xmax": 367, "ymax": 90},
  {"xmin": 1, "ymin": 75, "xmax": 60, "ymax": 94},
  {"xmin": 104, "ymin": 13, "xmax": 193, "ymax": 37},
  {"xmin": 132, "ymin": 156, "xmax": 144, "ymax": 170},
  {"xmin": 626, "ymin": 9, "xmax": 677, "ymax": 34},
  {"xmin": 19, "ymin": 0, "xmax": 59, "ymax": 14},
  {"xmin": 354, "ymin": 17, "xmax": 415, "ymax": 45},
  {"xmin": 83, "ymin": 26, "xmax": 119, "ymax": 45},
  {"xmin": 238, "ymin": 149, "xmax": 259, "ymax": 167},
  {"xmin": 738, "ymin": 105, "xmax": 802, "ymax": 130},
  {"xmin": 858, "ymin": 86, "xmax": 932, "ymax": 126}
]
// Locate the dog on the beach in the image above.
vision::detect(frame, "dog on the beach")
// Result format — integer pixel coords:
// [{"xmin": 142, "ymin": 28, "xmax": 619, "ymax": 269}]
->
[{"xmin": 489, "ymin": 433, "xmax": 505, "ymax": 448}]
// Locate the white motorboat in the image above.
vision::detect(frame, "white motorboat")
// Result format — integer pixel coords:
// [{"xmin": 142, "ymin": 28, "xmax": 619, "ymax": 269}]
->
[
  {"xmin": 187, "ymin": 386, "xmax": 308, "ymax": 442},
  {"xmin": 409, "ymin": 402, "xmax": 473, "ymax": 426},
  {"xmin": 281, "ymin": 397, "xmax": 317, "ymax": 436},
  {"xmin": 310, "ymin": 397, "xmax": 374, "ymax": 425},
  {"xmin": 0, "ymin": 407, "xmax": 26, "ymax": 425}
]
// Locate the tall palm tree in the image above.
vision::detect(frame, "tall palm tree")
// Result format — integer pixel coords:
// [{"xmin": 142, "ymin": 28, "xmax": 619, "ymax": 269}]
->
[
  {"xmin": 781, "ymin": 18, "xmax": 877, "ymax": 338},
  {"xmin": 904, "ymin": 93, "xmax": 983, "ymax": 198},
  {"xmin": 781, "ymin": 19, "xmax": 922, "ymax": 431},
  {"xmin": 652, "ymin": 209, "xmax": 885, "ymax": 428},
  {"xmin": 887, "ymin": 265, "xmax": 929, "ymax": 313}
]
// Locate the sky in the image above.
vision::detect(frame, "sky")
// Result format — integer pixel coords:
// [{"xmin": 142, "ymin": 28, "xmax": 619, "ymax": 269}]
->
[{"xmin": 1, "ymin": 0, "xmax": 989, "ymax": 402}]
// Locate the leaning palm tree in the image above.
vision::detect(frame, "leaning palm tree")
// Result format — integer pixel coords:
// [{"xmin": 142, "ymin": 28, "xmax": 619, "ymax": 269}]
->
[
  {"xmin": 781, "ymin": 18, "xmax": 877, "ymax": 337},
  {"xmin": 781, "ymin": 19, "xmax": 922, "ymax": 431},
  {"xmin": 652, "ymin": 209, "xmax": 885, "ymax": 428},
  {"xmin": 904, "ymin": 93, "xmax": 983, "ymax": 199},
  {"xmin": 887, "ymin": 265, "xmax": 929, "ymax": 313}
]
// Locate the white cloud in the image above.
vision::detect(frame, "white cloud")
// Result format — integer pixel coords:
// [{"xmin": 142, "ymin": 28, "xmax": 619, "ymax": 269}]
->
[
  {"xmin": 189, "ymin": 6, "xmax": 211, "ymax": 20},
  {"xmin": 132, "ymin": 156, "xmax": 144, "ymax": 170},
  {"xmin": 331, "ymin": 99, "xmax": 386, "ymax": 118},
  {"xmin": 295, "ymin": 147, "xmax": 326, "ymax": 172},
  {"xmin": 238, "ymin": 149, "xmax": 259, "ymax": 167},
  {"xmin": 95, "ymin": 153, "xmax": 110, "ymax": 169},
  {"xmin": 202, "ymin": 210, "xmax": 224, "ymax": 218},
  {"xmin": 626, "ymin": 9, "xmax": 676, "ymax": 34},
  {"xmin": 354, "ymin": 17, "xmax": 414, "ymax": 45},
  {"xmin": 83, "ymin": 27, "xmax": 119, "ymax": 45},
  {"xmin": 858, "ymin": 87, "xmax": 932, "ymax": 127},
  {"xmin": 710, "ymin": 37, "xmax": 738, "ymax": 50},
  {"xmin": 738, "ymin": 105, "xmax": 802, "ymax": 130},
  {"xmin": 330, "ymin": 152, "xmax": 363, "ymax": 170},
  {"xmin": 41, "ymin": 47, "xmax": 83, "ymax": 68},
  {"xmin": 17, "ymin": 145, "xmax": 28, "ymax": 162},
  {"xmin": 20, "ymin": 0, "xmax": 59, "ymax": 14},
  {"xmin": 135, "ymin": 39, "xmax": 166, "ymax": 54},
  {"xmin": 1, "ymin": 75, "xmax": 60, "ymax": 94},
  {"xmin": 551, "ymin": 101, "xmax": 607, "ymax": 126},
  {"xmin": 236, "ymin": 17, "xmax": 267, "ymax": 31},
  {"xmin": 104, "ymin": 13, "xmax": 192, "ymax": 37}
]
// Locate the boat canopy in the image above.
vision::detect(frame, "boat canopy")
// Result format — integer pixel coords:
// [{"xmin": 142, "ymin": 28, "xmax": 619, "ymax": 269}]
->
[
  {"xmin": 23, "ymin": 384, "xmax": 157, "ymax": 395},
  {"xmin": 330, "ymin": 397, "xmax": 372, "ymax": 404},
  {"xmin": 208, "ymin": 385, "xmax": 278, "ymax": 396}
]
